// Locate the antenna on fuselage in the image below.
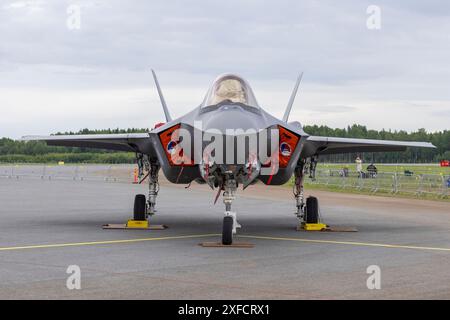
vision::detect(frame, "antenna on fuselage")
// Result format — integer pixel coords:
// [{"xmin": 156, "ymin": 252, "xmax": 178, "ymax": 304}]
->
[
  {"xmin": 151, "ymin": 69, "xmax": 172, "ymax": 122},
  {"xmin": 282, "ymin": 72, "xmax": 303, "ymax": 122}
]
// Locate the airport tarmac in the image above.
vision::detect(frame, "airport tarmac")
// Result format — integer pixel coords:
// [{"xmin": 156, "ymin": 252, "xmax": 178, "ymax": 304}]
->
[{"xmin": 0, "ymin": 174, "xmax": 449, "ymax": 299}]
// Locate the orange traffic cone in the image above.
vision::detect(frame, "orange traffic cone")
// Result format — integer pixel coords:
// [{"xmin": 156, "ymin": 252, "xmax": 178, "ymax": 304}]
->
[{"xmin": 132, "ymin": 167, "xmax": 138, "ymax": 184}]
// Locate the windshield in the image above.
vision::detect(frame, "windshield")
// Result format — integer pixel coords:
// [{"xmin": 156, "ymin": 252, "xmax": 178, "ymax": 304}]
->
[{"xmin": 201, "ymin": 74, "xmax": 259, "ymax": 108}]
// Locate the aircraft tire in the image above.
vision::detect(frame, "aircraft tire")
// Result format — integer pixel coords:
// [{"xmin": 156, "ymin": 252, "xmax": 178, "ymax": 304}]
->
[
  {"xmin": 133, "ymin": 194, "xmax": 147, "ymax": 221},
  {"xmin": 222, "ymin": 216, "xmax": 233, "ymax": 245},
  {"xmin": 306, "ymin": 196, "xmax": 319, "ymax": 223}
]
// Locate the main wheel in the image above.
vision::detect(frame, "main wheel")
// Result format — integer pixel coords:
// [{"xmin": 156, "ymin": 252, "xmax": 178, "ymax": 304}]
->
[
  {"xmin": 222, "ymin": 216, "xmax": 233, "ymax": 245},
  {"xmin": 133, "ymin": 194, "xmax": 147, "ymax": 221},
  {"xmin": 305, "ymin": 196, "xmax": 319, "ymax": 223}
]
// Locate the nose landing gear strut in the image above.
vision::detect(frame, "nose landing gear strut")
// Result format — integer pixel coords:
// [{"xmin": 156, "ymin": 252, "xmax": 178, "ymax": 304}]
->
[{"xmin": 221, "ymin": 173, "xmax": 240, "ymax": 245}]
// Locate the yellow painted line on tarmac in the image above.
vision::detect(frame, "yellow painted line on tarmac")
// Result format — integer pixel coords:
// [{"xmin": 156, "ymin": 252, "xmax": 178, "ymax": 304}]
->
[
  {"xmin": 0, "ymin": 234, "xmax": 220, "ymax": 252},
  {"xmin": 2, "ymin": 233, "xmax": 449, "ymax": 253},
  {"xmin": 238, "ymin": 235, "xmax": 450, "ymax": 252}
]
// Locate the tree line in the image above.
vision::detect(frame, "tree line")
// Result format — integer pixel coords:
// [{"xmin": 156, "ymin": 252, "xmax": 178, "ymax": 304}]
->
[
  {"xmin": 303, "ymin": 124, "xmax": 449, "ymax": 163},
  {"xmin": 0, "ymin": 125, "xmax": 448, "ymax": 163},
  {"xmin": 0, "ymin": 128, "xmax": 147, "ymax": 164}
]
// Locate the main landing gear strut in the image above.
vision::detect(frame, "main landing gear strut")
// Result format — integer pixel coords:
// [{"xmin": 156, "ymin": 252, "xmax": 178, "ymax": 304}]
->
[
  {"xmin": 102, "ymin": 156, "xmax": 166, "ymax": 230},
  {"xmin": 294, "ymin": 158, "xmax": 325, "ymax": 230},
  {"xmin": 133, "ymin": 155, "xmax": 160, "ymax": 222}
]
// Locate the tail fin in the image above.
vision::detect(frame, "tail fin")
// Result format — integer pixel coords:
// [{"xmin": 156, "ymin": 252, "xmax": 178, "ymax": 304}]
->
[
  {"xmin": 282, "ymin": 72, "xmax": 303, "ymax": 122},
  {"xmin": 151, "ymin": 69, "xmax": 172, "ymax": 122}
]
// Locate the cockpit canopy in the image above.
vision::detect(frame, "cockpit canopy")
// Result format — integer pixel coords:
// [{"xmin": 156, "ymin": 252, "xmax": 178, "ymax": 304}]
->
[{"xmin": 201, "ymin": 74, "xmax": 259, "ymax": 109}]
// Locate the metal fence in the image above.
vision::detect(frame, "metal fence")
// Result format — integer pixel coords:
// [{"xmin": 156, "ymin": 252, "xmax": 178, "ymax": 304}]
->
[
  {"xmin": 0, "ymin": 164, "xmax": 135, "ymax": 183},
  {"xmin": 306, "ymin": 169, "xmax": 449, "ymax": 199},
  {"xmin": 1, "ymin": 165, "xmax": 448, "ymax": 199}
]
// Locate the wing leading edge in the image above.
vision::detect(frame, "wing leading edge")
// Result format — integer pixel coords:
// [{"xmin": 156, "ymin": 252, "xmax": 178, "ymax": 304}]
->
[
  {"xmin": 22, "ymin": 133, "xmax": 153, "ymax": 153},
  {"xmin": 301, "ymin": 136, "xmax": 436, "ymax": 157}
]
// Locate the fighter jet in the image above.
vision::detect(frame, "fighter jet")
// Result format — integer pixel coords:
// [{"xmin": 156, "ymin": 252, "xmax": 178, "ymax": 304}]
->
[{"xmin": 24, "ymin": 71, "xmax": 436, "ymax": 245}]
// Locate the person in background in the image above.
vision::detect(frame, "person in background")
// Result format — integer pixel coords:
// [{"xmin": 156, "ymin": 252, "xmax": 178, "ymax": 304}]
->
[
  {"xmin": 367, "ymin": 163, "xmax": 378, "ymax": 178},
  {"xmin": 355, "ymin": 156, "xmax": 363, "ymax": 177}
]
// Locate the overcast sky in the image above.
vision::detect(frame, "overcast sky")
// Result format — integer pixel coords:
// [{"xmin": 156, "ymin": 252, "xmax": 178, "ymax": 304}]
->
[{"xmin": 0, "ymin": 0, "xmax": 449, "ymax": 138}]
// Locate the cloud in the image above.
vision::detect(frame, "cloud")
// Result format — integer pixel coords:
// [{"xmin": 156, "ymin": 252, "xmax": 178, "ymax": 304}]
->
[
  {"xmin": 305, "ymin": 105, "xmax": 358, "ymax": 114},
  {"xmin": 3, "ymin": 0, "xmax": 46, "ymax": 11},
  {"xmin": 0, "ymin": 0, "xmax": 449, "ymax": 138}
]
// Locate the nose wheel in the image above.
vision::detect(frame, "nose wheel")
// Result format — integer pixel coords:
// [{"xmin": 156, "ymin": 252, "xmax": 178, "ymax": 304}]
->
[{"xmin": 222, "ymin": 216, "xmax": 233, "ymax": 245}]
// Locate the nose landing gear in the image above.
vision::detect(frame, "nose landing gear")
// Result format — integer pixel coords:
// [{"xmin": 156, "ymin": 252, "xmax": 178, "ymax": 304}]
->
[{"xmin": 221, "ymin": 173, "xmax": 240, "ymax": 245}]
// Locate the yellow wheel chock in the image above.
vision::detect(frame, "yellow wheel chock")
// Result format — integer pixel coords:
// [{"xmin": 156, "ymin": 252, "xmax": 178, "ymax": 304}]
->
[
  {"xmin": 102, "ymin": 219, "xmax": 167, "ymax": 230},
  {"xmin": 126, "ymin": 219, "xmax": 149, "ymax": 228},
  {"xmin": 300, "ymin": 222, "xmax": 328, "ymax": 231},
  {"xmin": 297, "ymin": 222, "xmax": 358, "ymax": 232}
]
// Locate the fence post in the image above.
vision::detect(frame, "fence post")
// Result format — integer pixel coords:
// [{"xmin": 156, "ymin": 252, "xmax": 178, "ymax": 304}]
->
[
  {"xmin": 372, "ymin": 174, "xmax": 379, "ymax": 193},
  {"xmin": 446, "ymin": 176, "xmax": 450, "ymax": 198},
  {"xmin": 441, "ymin": 175, "xmax": 449, "ymax": 198},
  {"xmin": 358, "ymin": 174, "xmax": 363, "ymax": 190},
  {"xmin": 392, "ymin": 173, "xmax": 397, "ymax": 194},
  {"xmin": 105, "ymin": 165, "xmax": 112, "ymax": 182},
  {"xmin": 416, "ymin": 174, "xmax": 423, "ymax": 197}
]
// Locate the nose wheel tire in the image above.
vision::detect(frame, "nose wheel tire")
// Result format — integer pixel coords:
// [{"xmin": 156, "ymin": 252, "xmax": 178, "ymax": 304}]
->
[
  {"xmin": 133, "ymin": 194, "xmax": 147, "ymax": 221},
  {"xmin": 222, "ymin": 216, "xmax": 234, "ymax": 245}
]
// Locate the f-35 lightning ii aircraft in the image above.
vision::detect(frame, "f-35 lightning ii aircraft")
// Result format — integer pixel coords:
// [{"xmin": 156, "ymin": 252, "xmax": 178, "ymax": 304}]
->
[{"xmin": 24, "ymin": 71, "xmax": 435, "ymax": 245}]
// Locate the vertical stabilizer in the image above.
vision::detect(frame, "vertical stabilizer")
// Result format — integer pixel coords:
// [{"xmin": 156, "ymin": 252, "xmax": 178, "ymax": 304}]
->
[
  {"xmin": 282, "ymin": 72, "xmax": 303, "ymax": 122},
  {"xmin": 151, "ymin": 69, "xmax": 172, "ymax": 122}
]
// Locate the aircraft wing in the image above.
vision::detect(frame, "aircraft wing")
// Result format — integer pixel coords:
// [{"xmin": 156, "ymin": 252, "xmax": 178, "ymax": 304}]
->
[
  {"xmin": 301, "ymin": 136, "xmax": 436, "ymax": 157},
  {"xmin": 22, "ymin": 133, "xmax": 153, "ymax": 153}
]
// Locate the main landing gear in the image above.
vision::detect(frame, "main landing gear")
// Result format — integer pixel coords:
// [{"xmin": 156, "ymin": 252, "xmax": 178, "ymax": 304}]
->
[
  {"xmin": 103, "ymin": 156, "xmax": 166, "ymax": 230},
  {"xmin": 294, "ymin": 159, "xmax": 327, "ymax": 231},
  {"xmin": 133, "ymin": 159, "xmax": 160, "ymax": 221}
]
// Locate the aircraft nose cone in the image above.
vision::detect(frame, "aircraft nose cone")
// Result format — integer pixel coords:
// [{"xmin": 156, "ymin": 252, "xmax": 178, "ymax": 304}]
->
[{"xmin": 202, "ymin": 105, "xmax": 260, "ymax": 132}]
